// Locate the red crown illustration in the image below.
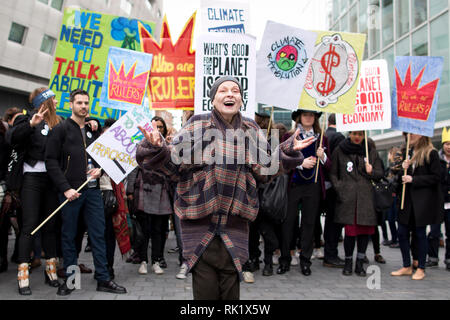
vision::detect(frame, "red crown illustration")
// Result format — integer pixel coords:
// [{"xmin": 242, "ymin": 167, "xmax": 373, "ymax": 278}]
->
[
  {"xmin": 138, "ymin": 14, "xmax": 196, "ymax": 109},
  {"xmin": 108, "ymin": 62, "xmax": 149, "ymax": 104},
  {"xmin": 395, "ymin": 64, "xmax": 439, "ymax": 121}
]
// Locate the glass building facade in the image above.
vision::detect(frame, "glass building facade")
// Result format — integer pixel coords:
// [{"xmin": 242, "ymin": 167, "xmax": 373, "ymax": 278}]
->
[{"xmin": 329, "ymin": 0, "xmax": 450, "ymax": 152}]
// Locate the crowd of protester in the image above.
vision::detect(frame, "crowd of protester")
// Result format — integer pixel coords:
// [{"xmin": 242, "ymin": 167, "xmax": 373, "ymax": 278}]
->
[{"xmin": 0, "ymin": 82, "xmax": 448, "ymax": 300}]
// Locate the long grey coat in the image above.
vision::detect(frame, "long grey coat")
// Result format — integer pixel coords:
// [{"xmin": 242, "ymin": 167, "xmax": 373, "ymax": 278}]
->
[{"xmin": 330, "ymin": 142, "xmax": 384, "ymax": 226}]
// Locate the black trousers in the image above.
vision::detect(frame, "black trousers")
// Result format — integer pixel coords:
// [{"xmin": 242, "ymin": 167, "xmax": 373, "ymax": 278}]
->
[
  {"xmin": 172, "ymin": 213, "xmax": 185, "ymax": 265},
  {"xmin": 280, "ymin": 183, "xmax": 321, "ymax": 267},
  {"xmin": 136, "ymin": 212, "xmax": 169, "ymax": 263},
  {"xmin": 18, "ymin": 173, "xmax": 58, "ymax": 263},
  {"xmin": 323, "ymin": 188, "xmax": 343, "ymax": 260},
  {"xmin": 192, "ymin": 236, "xmax": 239, "ymax": 300},
  {"xmin": 0, "ymin": 213, "xmax": 10, "ymax": 260},
  {"xmin": 248, "ymin": 213, "xmax": 262, "ymax": 261},
  {"xmin": 259, "ymin": 217, "xmax": 280, "ymax": 266}
]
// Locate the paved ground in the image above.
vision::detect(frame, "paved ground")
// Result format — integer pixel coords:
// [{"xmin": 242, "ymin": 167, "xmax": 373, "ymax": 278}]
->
[{"xmin": 1, "ymin": 226, "xmax": 449, "ymax": 301}]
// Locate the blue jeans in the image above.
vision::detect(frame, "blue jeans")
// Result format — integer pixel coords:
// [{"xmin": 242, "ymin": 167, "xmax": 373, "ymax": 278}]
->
[
  {"xmin": 398, "ymin": 223, "xmax": 427, "ymax": 269},
  {"xmin": 59, "ymin": 188, "xmax": 109, "ymax": 282}
]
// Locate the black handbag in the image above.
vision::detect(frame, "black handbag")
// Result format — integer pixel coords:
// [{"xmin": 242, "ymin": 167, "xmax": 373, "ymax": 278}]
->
[
  {"xmin": 371, "ymin": 178, "xmax": 394, "ymax": 212},
  {"xmin": 129, "ymin": 214, "xmax": 145, "ymax": 250},
  {"xmin": 102, "ymin": 190, "xmax": 118, "ymax": 216},
  {"xmin": 259, "ymin": 174, "xmax": 289, "ymax": 224}
]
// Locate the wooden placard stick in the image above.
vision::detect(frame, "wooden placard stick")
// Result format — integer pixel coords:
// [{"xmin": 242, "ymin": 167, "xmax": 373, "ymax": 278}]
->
[
  {"xmin": 400, "ymin": 133, "xmax": 410, "ymax": 210},
  {"xmin": 31, "ymin": 170, "xmax": 102, "ymax": 236},
  {"xmin": 314, "ymin": 114, "xmax": 327, "ymax": 183},
  {"xmin": 365, "ymin": 131, "xmax": 369, "ymax": 162},
  {"xmin": 266, "ymin": 106, "xmax": 275, "ymax": 139}
]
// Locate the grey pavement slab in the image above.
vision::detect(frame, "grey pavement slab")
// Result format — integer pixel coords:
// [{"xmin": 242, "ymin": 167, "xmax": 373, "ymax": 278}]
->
[{"xmin": 1, "ymin": 227, "xmax": 449, "ymax": 300}]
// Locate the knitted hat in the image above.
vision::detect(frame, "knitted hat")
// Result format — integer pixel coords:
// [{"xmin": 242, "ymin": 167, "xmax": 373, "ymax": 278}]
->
[{"xmin": 209, "ymin": 76, "xmax": 243, "ymax": 102}]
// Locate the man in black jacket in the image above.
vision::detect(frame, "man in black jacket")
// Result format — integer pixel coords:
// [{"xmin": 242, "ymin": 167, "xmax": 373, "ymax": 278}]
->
[
  {"xmin": 323, "ymin": 114, "xmax": 345, "ymax": 268},
  {"xmin": 45, "ymin": 89, "xmax": 126, "ymax": 295}
]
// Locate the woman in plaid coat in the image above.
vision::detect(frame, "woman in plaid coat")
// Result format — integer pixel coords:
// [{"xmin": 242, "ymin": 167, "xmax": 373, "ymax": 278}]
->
[{"xmin": 136, "ymin": 76, "xmax": 315, "ymax": 300}]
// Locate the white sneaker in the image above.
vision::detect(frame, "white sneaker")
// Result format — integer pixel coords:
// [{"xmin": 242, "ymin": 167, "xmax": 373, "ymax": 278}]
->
[
  {"xmin": 176, "ymin": 263, "xmax": 188, "ymax": 279},
  {"xmin": 313, "ymin": 248, "xmax": 324, "ymax": 260},
  {"xmin": 152, "ymin": 262, "xmax": 164, "ymax": 275},
  {"xmin": 243, "ymin": 271, "xmax": 255, "ymax": 284},
  {"xmin": 138, "ymin": 261, "xmax": 148, "ymax": 274},
  {"xmin": 291, "ymin": 254, "xmax": 299, "ymax": 266},
  {"xmin": 272, "ymin": 254, "xmax": 279, "ymax": 265}
]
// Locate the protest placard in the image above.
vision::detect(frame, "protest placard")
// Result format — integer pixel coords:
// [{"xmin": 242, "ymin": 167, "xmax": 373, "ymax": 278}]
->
[
  {"xmin": 194, "ymin": 33, "xmax": 256, "ymax": 119},
  {"xmin": 49, "ymin": 8, "xmax": 156, "ymax": 123},
  {"xmin": 256, "ymin": 21, "xmax": 317, "ymax": 110},
  {"xmin": 139, "ymin": 14, "xmax": 196, "ymax": 110},
  {"xmin": 99, "ymin": 47, "xmax": 152, "ymax": 111},
  {"xmin": 299, "ymin": 31, "xmax": 366, "ymax": 114},
  {"xmin": 391, "ymin": 56, "xmax": 444, "ymax": 137},
  {"xmin": 86, "ymin": 106, "xmax": 154, "ymax": 184},
  {"xmin": 200, "ymin": 0, "xmax": 250, "ymax": 34},
  {"xmin": 336, "ymin": 60, "xmax": 391, "ymax": 132}
]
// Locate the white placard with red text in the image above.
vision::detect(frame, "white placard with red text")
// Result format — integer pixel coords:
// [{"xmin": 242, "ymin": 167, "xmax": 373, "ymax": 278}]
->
[{"xmin": 337, "ymin": 60, "xmax": 391, "ymax": 132}]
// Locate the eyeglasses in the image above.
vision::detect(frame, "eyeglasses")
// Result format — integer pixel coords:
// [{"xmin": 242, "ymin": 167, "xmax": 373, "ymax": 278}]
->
[{"xmin": 157, "ymin": 126, "xmax": 164, "ymax": 129}]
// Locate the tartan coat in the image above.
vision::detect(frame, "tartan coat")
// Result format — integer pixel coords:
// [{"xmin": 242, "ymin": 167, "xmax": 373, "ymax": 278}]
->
[{"xmin": 136, "ymin": 109, "xmax": 305, "ymax": 280}]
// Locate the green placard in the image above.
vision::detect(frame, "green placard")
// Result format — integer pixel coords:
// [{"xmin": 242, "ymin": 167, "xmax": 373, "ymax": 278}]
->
[{"xmin": 49, "ymin": 8, "xmax": 156, "ymax": 123}]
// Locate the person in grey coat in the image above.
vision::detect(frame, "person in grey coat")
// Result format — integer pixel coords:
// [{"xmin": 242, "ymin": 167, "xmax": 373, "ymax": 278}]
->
[
  {"xmin": 127, "ymin": 116, "xmax": 173, "ymax": 276},
  {"xmin": 330, "ymin": 131, "xmax": 384, "ymax": 277}
]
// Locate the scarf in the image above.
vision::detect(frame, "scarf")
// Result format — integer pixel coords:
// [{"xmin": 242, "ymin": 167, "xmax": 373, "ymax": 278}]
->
[
  {"xmin": 296, "ymin": 123, "xmax": 320, "ymax": 140},
  {"xmin": 111, "ymin": 181, "xmax": 131, "ymax": 256},
  {"xmin": 339, "ymin": 138, "xmax": 366, "ymax": 156}
]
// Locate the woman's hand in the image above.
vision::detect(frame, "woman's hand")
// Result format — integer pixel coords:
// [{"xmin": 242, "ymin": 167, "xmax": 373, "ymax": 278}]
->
[
  {"xmin": 292, "ymin": 129, "xmax": 316, "ymax": 151},
  {"xmin": 402, "ymin": 159, "xmax": 410, "ymax": 170},
  {"xmin": 316, "ymin": 147, "xmax": 325, "ymax": 161},
  {"xmin": 365, "ymin": 161, "xmax": 373, "ymax": 175},
  {"xmin": 302, "ymin": 156, "xmax": 317, "ymax": 169},
  {"xmin": 29, "ymin": 108, "xmax": 48, "ymax": 127},
  {"xmin": 138, "ymin": 121, "xmax": 162, "ymax": 147},
  {"xmin": 402, "ymin": 175, "xmax": 413, "ymax": 184}
]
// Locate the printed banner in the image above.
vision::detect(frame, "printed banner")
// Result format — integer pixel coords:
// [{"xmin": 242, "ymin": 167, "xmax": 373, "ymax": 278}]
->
[
  {"xmin": 139, "ymin": 14, "xmax": 196, "ymax": 110},
  {"xmin": 256, "ymin": 20, "xmax": 317, "ymax": 110},
  {"xmin": 194, "ymin": 33, "xmax": 256, "ymax": 119},
  {"xmin": 298, "ymin": 31, "xmax": 366, "ymax": 114},
  {"xmin": 200, "ymin": 0, "xmax": 250, "ymax": 34},
  {"xmin": 336, "ymin": 60, "xmax": 391, "ymax": 132},
  {"xmin": 391, "ymin": 56, "xmax": 444, "ymax": 137},
  {"xmin": 49, "ymin": 8, "xmax": 156, "ymax": 123},
  {"xmin": 87, "ymin": 106, "xmax": 154, "ymax": 184},
  {"xmin": 99, "ymin": 47, "xmax": 152, "ymax": 111}
]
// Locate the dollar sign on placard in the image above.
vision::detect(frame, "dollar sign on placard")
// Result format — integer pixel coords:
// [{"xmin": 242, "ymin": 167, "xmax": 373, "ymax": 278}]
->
[{"xmin": 316, "ymin": 44, "xmax": 340, "ymax": 97}]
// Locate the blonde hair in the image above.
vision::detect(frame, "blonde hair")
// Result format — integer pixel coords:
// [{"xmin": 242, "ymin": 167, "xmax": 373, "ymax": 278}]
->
[
  {"xmin": 411, "ymin": 136, "xmax": 435, "ymax": 167},
  {"xmin": 29, "ymin": 87, "xmax": 60, "ymax": 129}
]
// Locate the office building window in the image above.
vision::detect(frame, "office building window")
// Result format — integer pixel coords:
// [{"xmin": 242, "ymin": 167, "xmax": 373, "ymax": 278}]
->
[
  {"xmin": 412, "ymin": 0, "xmax": 427, "ymax": 28},
  {"xmin": 396, "ymin": 0, "xmax": 409, "ymax": 38},
  {"xmin": 333, "ymin": 0, "xmax": 340, "ymax": 23},
  {"xmin": 412, "ymin": 26, "xmax": 428, "ymax": 56},
  {"xmin": 396, "ymin": 36, "xmax": 410, "ymax": 55},
  {"xmin": 40, "ymin": 34, "xmax": 56, "ymax": 54},
  {"xmin": 8, "ymin": 22, "xmax": 27, "ymax": 44},
  {"xmin": 121, "ymin": 0, "xmax": 133, "ymax": 16},
  {"xmin": 38, "ymin": 0, "xmax": 63, "ymax": 11},
  {"xmin": 430, "ymin": 0, "xmax": 448, "ymax": 17},
  {"xmin": 382, "ymin": 0, "xmax": 393, "ymax": 46},
  {"xmin": 350, "ymin": 4, "xmax": 358, "ymax": 32},
  {"xmin": 50, "ymin": 0, "xmax": 63, "ymax": 10},
  {"xmin": 431, "ymin": 13, "xmax": 449, "ymax": 122}
]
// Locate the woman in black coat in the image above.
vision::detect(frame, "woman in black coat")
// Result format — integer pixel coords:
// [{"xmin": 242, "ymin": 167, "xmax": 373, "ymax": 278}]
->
[
  {"xmin": 330, "ymin": 131, "xmax": 384, "ymax": 276},
  {"xmin": 9, "ymin": 88, "xmax": 62, "ymax": 295},
  {"xmin": 391, "ymin": 134, "xmax": 443, "ymax": 280}
]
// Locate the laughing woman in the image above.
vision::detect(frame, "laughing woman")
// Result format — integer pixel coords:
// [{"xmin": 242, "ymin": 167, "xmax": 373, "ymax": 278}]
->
[
  {"xmin": 330, "ymin": 131, "xmax": 384, "ymax": 277},
  {"xmin": 391, "ymin": 134, "xmax": 443, "ymax": 280}
]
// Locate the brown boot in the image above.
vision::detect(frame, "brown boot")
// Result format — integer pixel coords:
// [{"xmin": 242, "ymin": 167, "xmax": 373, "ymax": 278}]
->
[{"xmin": 18, "ymin": 263, "xmax": 31, "ymax": 295}]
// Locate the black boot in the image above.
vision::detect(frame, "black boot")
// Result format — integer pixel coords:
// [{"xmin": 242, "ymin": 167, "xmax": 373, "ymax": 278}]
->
[
  {"xmin": 0, "ymin": 256, "xmax": 7, "ymax": 273},
  {"xmin": 342, "ymin": 258, "xmax": 353, "ymax": 276},
  {"xmin": 262, "ymin": 263, "xmax": 273, "ymax": 276},
  {"xmin": 355, "ymin": 258, "xmax": 366, "ymax": 277}
]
